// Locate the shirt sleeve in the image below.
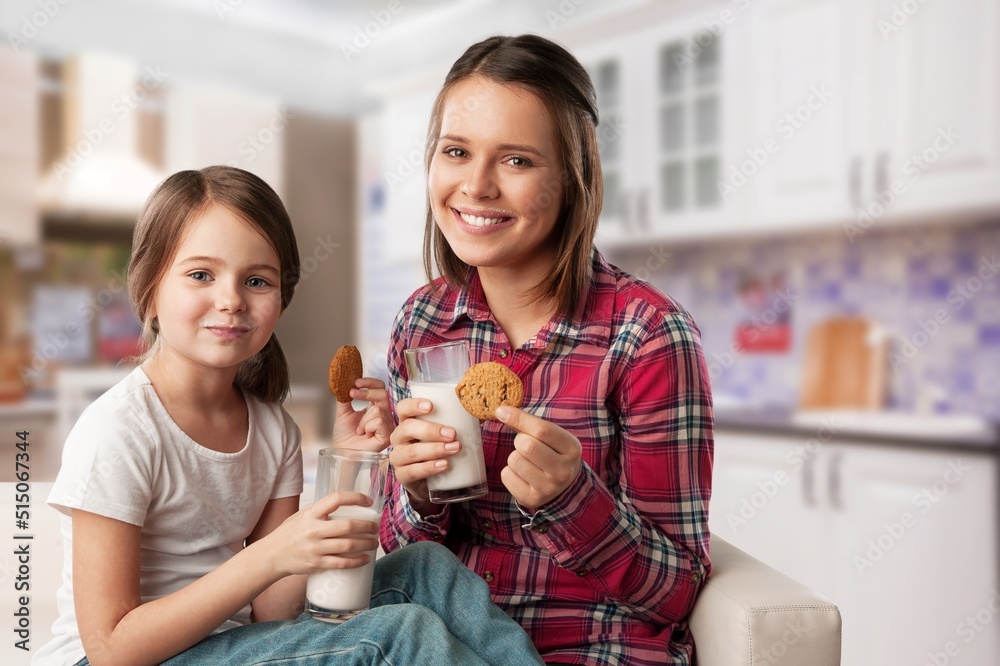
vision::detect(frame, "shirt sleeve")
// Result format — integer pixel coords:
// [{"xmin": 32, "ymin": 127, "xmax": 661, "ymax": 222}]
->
[
  {"xmin": 520, "ymin": 308, "xmax": 714, "ymax": 625},
  {"xmin": 47, "ymin": 398, "xmax": 156, "ymax": 527},
  {"xmin": 380, "ymin": 299, "xmax": 453, "ymax": 552},
  {"xmin": 271, "ymin": 406, "xmax": 304, "ymax": 500}
]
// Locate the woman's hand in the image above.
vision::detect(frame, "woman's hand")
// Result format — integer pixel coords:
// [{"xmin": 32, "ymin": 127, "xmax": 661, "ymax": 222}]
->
[
  {"xmin": 388, "ymin": 397, "xmax": 461, "ymax": 508},
  {"xmin": 496, "ymin": 406, "xmax": 582, "ymax": 511},
  {"xmin": 331, "ymin": 378, "xmax": 392, "ymax": 452},
  {"xmin": 259, "ymin": 491, "xmax": 379, "ymax": 578}
]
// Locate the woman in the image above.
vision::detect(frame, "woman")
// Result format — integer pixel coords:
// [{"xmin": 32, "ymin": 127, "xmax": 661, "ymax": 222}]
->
[{"xmin": 380, "ymin": 35, "xmax": 714, "ymax": 665}]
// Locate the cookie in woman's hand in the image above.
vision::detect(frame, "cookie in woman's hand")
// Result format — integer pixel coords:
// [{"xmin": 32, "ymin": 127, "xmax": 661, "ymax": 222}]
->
[
  {"xmin": 455, "ymin": 361, "xmax": 524, "ymax": 421},
  {"xmin": 328, "ymin": 345, "xmax": 363, "ymax": 403}
]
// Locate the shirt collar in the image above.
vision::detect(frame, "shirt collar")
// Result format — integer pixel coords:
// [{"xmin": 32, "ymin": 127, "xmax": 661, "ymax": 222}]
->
[{"xmin": 450, "ymin": 249, "xmax": 614, "ymax": 349}]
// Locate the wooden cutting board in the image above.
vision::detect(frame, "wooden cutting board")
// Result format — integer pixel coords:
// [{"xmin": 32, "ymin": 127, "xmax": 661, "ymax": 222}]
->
[{"xmin": 799, "ymin": 317, "xmax": 887, "ymax": 410}]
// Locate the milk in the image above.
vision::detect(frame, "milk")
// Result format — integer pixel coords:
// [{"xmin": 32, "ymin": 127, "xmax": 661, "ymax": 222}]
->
[
  {"xmin": 305, "ymin": 504, "xmax": 380, "ymax": 621},
  {"xmin": 410, "ymin": 381, "xmax": 488, "ymax": 492}
]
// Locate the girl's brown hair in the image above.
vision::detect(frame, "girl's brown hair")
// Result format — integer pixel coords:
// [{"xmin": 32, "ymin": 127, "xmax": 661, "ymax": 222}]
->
[
  {"xmin": 423, "ymin": 34, "xmax": 603, "ymax": 318},
  {"xmin": 128, "ymin": 166, "xmax": 301, "ymax": 402}
]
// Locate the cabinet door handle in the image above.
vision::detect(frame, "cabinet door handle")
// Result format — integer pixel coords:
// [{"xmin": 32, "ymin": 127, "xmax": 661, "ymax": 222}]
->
[
  {"xmin": 637, "ymin": 187, "xmax": 650, "ymax": 230},
  {"xmin": 849, "ymin": 156, "xmax": 863, "ymax": 209},
  {"xmin": 802, "ymin": 455, "xmax": 818, "ymax": 508},
  {"xmin": 875, "ymin": 151, "xmax": 890, "ymax": 197},
  {"xmin": 829, "ymin": 451, "xmax": 843, "ymax": 510},
  {"xmin": 621, "ymin": 189, "xmax": 633, "ymax": 233}
]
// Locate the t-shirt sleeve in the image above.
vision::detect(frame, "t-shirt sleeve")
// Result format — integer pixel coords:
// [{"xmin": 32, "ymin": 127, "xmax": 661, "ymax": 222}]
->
[
  {"xmin": 47, "ymin": 398, "xmax": 156, "ymax": 527},
  {"xmin": 271, "ymin": 406, "xmax": 304, "ymax": 500}
]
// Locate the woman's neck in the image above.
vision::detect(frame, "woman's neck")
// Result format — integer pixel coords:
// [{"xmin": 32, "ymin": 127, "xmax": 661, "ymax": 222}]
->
[{"xmin": 478, "ymin": 265, "xmax": 558, "ymax": 350}]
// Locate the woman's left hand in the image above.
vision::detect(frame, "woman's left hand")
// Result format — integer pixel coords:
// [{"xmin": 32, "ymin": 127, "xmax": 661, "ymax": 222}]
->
[
  {"xmin": 331, "ymin": 378, "xmax": 393, "ymax": 452},
  {"xmin": 496, "ymin": 406, "xmax": 582, "ymax": 511}
]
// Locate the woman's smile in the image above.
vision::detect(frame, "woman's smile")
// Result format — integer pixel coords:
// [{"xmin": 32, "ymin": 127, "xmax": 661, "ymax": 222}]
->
[{"xmin": 451, "ymin": 205, "xmax": 516, "ymax": 234}]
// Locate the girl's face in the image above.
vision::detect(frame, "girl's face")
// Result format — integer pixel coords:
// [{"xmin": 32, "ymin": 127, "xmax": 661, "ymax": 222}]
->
[
  {"xmin": 149, "ymin": 205, "xmax": 282, "ymax": 374},
  {"xmin": 428, "ymin": 76, "xmax": 564, "ymax": 274}
]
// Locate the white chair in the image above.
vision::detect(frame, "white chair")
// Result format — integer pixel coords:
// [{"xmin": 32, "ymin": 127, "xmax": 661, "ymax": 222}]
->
[{"xmin": 690, "ymin": 535, "xmax": 842, "ymax": 665}]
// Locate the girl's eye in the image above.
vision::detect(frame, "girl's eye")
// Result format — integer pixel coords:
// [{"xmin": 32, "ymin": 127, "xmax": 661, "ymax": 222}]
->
[
  {"xmin": 505, "ymin": 155, "xmax": 533, "ymax": 168},
  {"xmin": 443, "ymin": 146, "xmax": 467, "ymax": 158},
  {"xmin": 189, "ymin": 271, "xmax": 211, "ymax": 282},
  {"xmin": 246, "ymin": 277, "xmax": 270, "ymax": 288}
]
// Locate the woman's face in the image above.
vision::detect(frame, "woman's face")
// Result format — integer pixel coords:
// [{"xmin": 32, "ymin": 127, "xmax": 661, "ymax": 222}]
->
[{"xmin": 428, "ymin": 75, "xmax": 565, "ymax": 274}]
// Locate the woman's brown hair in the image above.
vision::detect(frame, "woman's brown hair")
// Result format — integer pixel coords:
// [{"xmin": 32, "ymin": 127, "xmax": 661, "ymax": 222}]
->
[
  {"xmin": 128, "ymin": 166, "xmax": 301, "ymax": 402},
  {"xmin": 423, "ymin": 34, "xmax": 603, "ymax": 317}
]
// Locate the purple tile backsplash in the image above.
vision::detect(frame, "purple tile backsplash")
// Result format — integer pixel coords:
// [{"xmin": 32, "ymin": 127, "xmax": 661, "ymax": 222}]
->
[{"xmin": 604, "ymin": 220, "xmax": 1000, "ymax": 420}]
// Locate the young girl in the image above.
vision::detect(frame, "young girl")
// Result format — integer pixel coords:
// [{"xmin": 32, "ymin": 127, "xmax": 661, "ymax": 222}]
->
[
  {"xmin": 34, "ymin": 166, "xmax": 542, "ymax": 666},
  {"xmin": 381, "ymin": 36, "xmax": 714, "ymax": 665}
]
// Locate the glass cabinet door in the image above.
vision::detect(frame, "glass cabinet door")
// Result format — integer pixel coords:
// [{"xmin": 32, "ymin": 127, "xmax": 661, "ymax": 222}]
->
[
  {"xmin": 656, "ymin": 38, "xmax": 723, "ymax": 216},
  {"xmin": 594, "ymin": 59, "xmax": 624, "ymax": 228},
  {"xmin": 587, "ymin": 54, "xmax": 629, "ymax": 237}
]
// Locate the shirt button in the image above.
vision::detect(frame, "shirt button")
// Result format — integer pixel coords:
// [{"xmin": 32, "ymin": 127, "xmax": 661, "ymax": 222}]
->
[
  {"xmin": 498, "ymin": 349, "xmax": 509, "ymax": 359},
  {"xmin": 484, "ymin": 571, "xmax": 495, "ymax": 583},
  {"xmin": 692, "ymin": 572, "xmax": 701, "ymax": 583},
  {"xmin": 532, "ymin": 524, "xmax": 549, "ymax": 534},
  {"xmin": 482, "ymin": 519, "xmax": 493, "ymax": 530},
  {"xmin": 576, "ymin": 570, "xmax": 587, "ymax": 577}
]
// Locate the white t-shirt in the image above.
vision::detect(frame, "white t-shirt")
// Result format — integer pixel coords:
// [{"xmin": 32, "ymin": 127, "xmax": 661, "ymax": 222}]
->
[{"xmin": 33, "ymin": 367, "xmax": 303, "ymax": 666}]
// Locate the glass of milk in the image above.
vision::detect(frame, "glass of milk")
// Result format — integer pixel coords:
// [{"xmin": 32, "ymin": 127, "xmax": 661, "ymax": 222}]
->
[
  {"xmin": 305, "ymin": 448, "xmax": 389, "ymax": 623},
  {"xmin": 404, "ymin": 340, "xmax": 489, "ymax": 503}
]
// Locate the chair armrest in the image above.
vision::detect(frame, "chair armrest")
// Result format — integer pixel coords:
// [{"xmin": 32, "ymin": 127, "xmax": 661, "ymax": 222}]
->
[{"xmin": 689, "ymin": 535, "xmax": 841, "ymax": 666}]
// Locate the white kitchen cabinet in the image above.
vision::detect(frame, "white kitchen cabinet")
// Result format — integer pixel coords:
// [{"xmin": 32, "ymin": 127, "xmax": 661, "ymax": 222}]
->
[
  {"xmin": 712, "ymin": 429, "xmax": 999, "ymax": 665},
  {"xmin": 164, "ymin": 84, "xmax": 287, "ymax": 199},
  {"xmin": 741, "ymin": 0, "xmax": 859, "ymax": 230},
  {"xmin": 706, "ymin": 431, "xmax": 830, "ymax": 591},
  {"xmin": 832, "ymin": 444, "xmax": 998, "ymax": 665},
  {"xmin": 862, "ymin": 0, "xmax": 1000, "ymax": 221},
  {"xmin": 745, "ymin": 0, "xmax": 1000, "ymax": 231},
  {"xmin": 562, "ymin": 0, "xmax": 1000, "ymax": 245},
  {"xmin": 378, "ymin": 87, "xmax": 436, "ymax": 263},
  {"xmin": 574, "ymin": 32, "xmax": 639, "ymax": 243},
  {"xmin": 569, "ymin": 2, "xmax": 747, "ymax": 245},
  {"xmin": 0, "ymin": 47, "xmax": 39, "ymax": 245}
]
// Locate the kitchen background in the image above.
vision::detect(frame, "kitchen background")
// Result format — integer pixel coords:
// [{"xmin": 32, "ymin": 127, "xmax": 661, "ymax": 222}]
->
[{"xmin": 0, "ymin": 0, "xmax": 998, "ymax": 664}]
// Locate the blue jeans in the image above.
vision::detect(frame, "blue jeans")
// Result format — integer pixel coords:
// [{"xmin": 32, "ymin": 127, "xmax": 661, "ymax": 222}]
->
[{"xmin": 76, "ymin": 542, "xmax": 541, "ymax": 665}]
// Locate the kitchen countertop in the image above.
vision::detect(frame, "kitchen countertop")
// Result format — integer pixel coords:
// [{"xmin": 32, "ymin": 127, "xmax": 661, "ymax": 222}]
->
[{"xmin": 713, "ymin": 405, "xmax": 1000, "ymax": 453}]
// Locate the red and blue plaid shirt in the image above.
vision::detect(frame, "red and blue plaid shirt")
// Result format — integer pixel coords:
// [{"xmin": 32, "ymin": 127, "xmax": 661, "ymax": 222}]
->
[{"xmin": 381, "ymin": 250, "xmax": 714, "ymax": 665}]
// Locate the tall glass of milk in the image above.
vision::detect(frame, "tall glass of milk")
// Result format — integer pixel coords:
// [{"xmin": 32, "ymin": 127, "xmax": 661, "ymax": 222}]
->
[
  {"xmin": 305, "ymin": 448, "xmax": 389, "ymax": 623},
  {"xmin": 404, "ymin": 340, "xmax": 489, "ymax": 503}
]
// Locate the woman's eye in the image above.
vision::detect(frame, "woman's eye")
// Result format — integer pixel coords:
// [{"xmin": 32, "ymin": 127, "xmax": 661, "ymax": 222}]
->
[
  {"xmin": 189, "ymin": 271, "xmax": 210, "ymax": 282},
  {"xmin": 443, "ymin": 146, "xmax": 467, "ymax": 158},
  {"xmin": 246, "ymin": 277, "xmax": 269, "ymax": 288},
  {"xmin": 506, "ymin": 155, "xmax": 533, "ymax": 168}
]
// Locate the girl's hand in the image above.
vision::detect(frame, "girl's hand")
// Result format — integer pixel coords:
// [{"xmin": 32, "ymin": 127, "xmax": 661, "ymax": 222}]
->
[
  {"xmin": 260, "ymin": 491, "xmax": 379, "ymax": 577},
  {"xmin": 332, "ymin": 378, "xmax": 392, "ymax": 452},
  {"xmin": 388, "ymin": 397, "xmax": 462, "ymax": 506},
  {"xmin": 495, "ymin": 406, "xmax": 582, "ymax": 511},
  {"xmin": 348, "ymin": 377, "xmax": 391, "ymax": 413}
]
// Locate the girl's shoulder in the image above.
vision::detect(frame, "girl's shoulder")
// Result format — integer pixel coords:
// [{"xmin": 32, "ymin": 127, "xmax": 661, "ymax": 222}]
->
[{"xmin": 74, "ymin": 367, "xmax": 160, "ymax": 430}]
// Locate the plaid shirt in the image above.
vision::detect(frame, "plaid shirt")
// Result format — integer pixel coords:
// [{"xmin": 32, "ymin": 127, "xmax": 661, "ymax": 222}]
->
[{"xmin": 381, "ymin": 250, "xmax": 713, "ymax": 665}]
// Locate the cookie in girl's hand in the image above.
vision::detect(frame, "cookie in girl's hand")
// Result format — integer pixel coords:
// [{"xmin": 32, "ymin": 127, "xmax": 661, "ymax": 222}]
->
[
  {"xmin": 328, "ymin": 345, "xmax": 363, "ymax": 403},
  {"xmin": 455, "ymin": 362, "xmax": 524, "ymax": 421}
]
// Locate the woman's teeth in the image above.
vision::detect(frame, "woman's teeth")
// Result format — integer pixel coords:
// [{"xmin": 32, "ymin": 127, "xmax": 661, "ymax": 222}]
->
[{"xmin": 459, "ymin": 211, "xmax": 507, "ymax": 227}]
